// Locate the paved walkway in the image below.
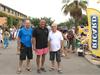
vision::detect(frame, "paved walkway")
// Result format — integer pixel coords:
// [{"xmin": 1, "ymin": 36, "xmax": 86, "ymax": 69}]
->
[{"xmin": 0, "ymin": 41, "xmax": 100, "ymax": 75}]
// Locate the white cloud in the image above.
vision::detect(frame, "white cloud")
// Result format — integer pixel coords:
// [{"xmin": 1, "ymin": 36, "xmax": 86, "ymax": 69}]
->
[
  {"xmin": 88, "ymin": 0, "xmax": 100, "ymax": 10},
  {"xmin": 0, "ymin": 0, "xmax": 99, "ymax": 23},
  {"xmin": 0, "ymin": 0, "xmax": 69, "ymax": 23}
]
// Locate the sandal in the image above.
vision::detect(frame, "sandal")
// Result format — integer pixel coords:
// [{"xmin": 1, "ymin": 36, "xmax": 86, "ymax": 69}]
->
[
  {"xmin": 26, "ymin": 68, "xmax": 32, "ymax": 72},
  {"xmin": 37, "ymin": 69, "xmax": 41, "ymax": 74},
  {"xmin": 41, "ymin": 68, "xmax": 46, "ymax": 72},
  {"xmin": 58, "ymin": 69, "xmax": 63, "ymax": 74},
  {"xmin": 17, "ymin": 69, "xmax": 22, "ymax": 74},
  {"xmin": 49, "ymin": 67, "xmax": 55, "ymax": 71}
]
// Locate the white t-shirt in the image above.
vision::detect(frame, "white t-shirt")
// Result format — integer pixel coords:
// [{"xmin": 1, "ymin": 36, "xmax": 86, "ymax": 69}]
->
[
  {"xmin": 0, "ymin": 33, "xmax": 3, "ymax": 41},
  {"xmin": 48, "ymin": 30, "xmax": 63, "ymax": 52},
  {"xmin": 0, "ymin": 29, "xmax": 3, "ymax": 34}
]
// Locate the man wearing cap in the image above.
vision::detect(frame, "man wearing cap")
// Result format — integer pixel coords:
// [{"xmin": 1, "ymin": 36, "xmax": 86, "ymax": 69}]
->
[{"xmin": 48, "ymin": 23, "xmax": 63, "ymax": 73}]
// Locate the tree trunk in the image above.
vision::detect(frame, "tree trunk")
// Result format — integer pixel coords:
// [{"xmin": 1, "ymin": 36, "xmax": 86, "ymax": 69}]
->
[{"xmin": 74, "ymin": 18, "xmax": 79, "ymax": 34}]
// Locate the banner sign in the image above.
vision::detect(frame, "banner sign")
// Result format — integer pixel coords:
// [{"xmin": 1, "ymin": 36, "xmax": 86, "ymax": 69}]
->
[{"xmin": 87, "ymin": 8, "xmax": 100, "ymax": 57}]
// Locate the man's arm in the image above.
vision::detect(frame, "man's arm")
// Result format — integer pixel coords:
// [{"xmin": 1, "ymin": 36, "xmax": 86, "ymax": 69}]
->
[
  {"xmin": 17, "ymin": 37, "xmax": 21, "ymax": 54},
  {"xmin": 32, "ymin": 37, "xmax": 36, "ymax": 51},
  {"xmin": 48, "ymin": 40, "xmax": 51, "ymax": 51},
  {"xmin": 17, "ymin": 29, "xmax": 21, "ymax": 54},
  {"xmin": 32, "ymin": 28, "xmax": 36, "ymax": 50},
  {"xmin": 60, "ymin": 32, "xmax": 64, "ymax": 52},
  {"xmin": 48, "ymin": 31, "xmax": 51, "ymax": 51},
  {"xmin": 60, "ymin": 40, "xmax": 64, "ymax": 51}
]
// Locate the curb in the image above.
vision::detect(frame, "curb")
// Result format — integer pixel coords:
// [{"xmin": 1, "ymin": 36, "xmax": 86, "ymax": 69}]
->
[{"xmin": 85, "ymin": 54, "xmax": 100, "ymax": 65}]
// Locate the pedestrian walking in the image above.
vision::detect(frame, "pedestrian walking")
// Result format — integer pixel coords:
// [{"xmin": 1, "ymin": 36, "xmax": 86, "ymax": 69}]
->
[
  {"xmin": 32, "ymin": 19, "xmax": 49, "ymax": 73},
  {"xmin": 17, "ymin": 19, "xmax": 33, "ymax": 74},
  {"xmin": 48, "ymin": 23, "xmax": 63, "ymax": 73},
  {"xmin": 3, "ymin": 29, "xmax": 10, "ymax": 49},
  {"xmin": 63, "ymin": 30, "xmax": 70, "ymax": 58},
  {"xmin": 0, "ymin": 28, "xmax": 3, "ymax": 48},
  {"xmin": 67, "ymin": 30, "xmax": 75, "ymax": 53}
]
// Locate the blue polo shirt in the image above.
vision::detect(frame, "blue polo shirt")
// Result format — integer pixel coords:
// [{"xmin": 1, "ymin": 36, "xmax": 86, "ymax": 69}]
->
[{"xmin": 18, "ymin": 27, "xmax": 33, "ymax": 47}]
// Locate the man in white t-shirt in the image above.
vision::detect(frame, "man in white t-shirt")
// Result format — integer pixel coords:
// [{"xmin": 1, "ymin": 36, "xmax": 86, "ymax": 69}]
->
[{"xmin": 48, "ymin": 23, "xmax": 63, "ymax": 73}]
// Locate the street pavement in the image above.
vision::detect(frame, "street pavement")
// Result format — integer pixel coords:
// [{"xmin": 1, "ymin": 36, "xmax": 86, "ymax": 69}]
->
[{"xmin": 0, "ymin": 41, "xmax": 100, "ymax": 75}]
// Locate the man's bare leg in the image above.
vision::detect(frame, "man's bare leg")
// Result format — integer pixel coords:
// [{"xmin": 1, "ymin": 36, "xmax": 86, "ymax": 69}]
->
[
  {"xmin": 36, "ymin": 55, "xmax": 41, "ymax": 73},
  {"xmin": 26, "ymin": 59, "xmax": 31, "ymax": 71},
  {"xmin": 17, "ymin": 60, "xmax": 23, "ymax": 74},
  {"xmin": 41, "ymin": 54, "xmax": 45, "ymax": 68},
  {"xmin": 57, "ymin": 62, "xmax": 62, "ymax": 73},
  {"xmin": 41, "ymin": 54, "xmax": 46, "ymax": 72}
]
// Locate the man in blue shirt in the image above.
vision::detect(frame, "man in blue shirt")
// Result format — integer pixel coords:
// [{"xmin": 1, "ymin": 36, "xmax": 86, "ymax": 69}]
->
[{"xmin": 17, "ymin": 19, "xmax": 33, "ymax": 74}]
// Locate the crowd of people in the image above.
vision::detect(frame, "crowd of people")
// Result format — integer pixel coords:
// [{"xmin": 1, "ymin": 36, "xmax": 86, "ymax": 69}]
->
[
  {"xmin": 0, "ymin": 26, "xmax": 18, "ymax": 48},
  {"xmin": 0, "ymin": 19, "xmax": 89, "ymax": 74}
]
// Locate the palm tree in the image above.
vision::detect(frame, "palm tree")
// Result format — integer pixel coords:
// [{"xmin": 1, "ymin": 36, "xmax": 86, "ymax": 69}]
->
[
  {"xmin": 62, "ymin": 0, "xmax": 87, "ymax": 33},
  {"xmin": 79, "ymin": 14, "xmax": 88, "ymax": 26},
  {"xmin": 58, "ymin": 18, "xmax": 75, "ymax": 30}
]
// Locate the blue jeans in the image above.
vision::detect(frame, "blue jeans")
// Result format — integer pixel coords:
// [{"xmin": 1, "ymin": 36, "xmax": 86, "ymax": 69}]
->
[{"xmin": 4, "ymin": 38, "xmax": 9, "ymax": 48}]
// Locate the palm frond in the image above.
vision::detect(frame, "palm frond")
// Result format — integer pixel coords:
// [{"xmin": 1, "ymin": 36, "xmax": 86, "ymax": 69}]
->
[
  {"xmin": 82, "ymin": 1, "xmax": 88, "ymax": 4},
  {"xmin": 79, "ymin": 1, "xmax": 87, "ymax": 10},
  {"xmin": 63, "ymin": 7, "xmax": 69, "ymax": 15},
  {"xmin": 62, "ymin": 4, "xmax": 69, "ymax": 15},
  {"xmin": 62, "ymin": 4, "xmax": 67, "ymax": 11}
]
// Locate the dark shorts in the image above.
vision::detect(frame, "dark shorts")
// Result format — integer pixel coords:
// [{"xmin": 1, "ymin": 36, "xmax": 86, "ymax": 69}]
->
[
  {"xmin": 49, "ymin": 50, "xmax": 61, "ymax": 62},
  {"xmin": 0, "ymin": 40, "xmax": 3, "ymax": 43},
  {"xmin": 20, "ymin": 47, "xmax": 33, "ymax": 60},
  {"xmin": 67, "ymin": 40, "xmax": 75, "ymax": 50}
]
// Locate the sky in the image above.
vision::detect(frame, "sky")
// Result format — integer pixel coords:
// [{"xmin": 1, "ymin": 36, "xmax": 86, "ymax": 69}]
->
[{"xmin": 0, "ymin": 0, "xmax": 100, "ymax": 23}]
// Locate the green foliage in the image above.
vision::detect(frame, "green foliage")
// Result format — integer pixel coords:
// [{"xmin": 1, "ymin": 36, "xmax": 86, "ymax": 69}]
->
[
  {"xmin": 7, "ymin": 16, "xmax": 11, "ymax": 28},
  {"xmin": 79, "ymin": 15, "xmax": 88, "ymax": 26},
  {"xmin": 31, "ymin": 18, "xmax": 40, "ymax": 27},
  {"xmin": 0, "ymin": 12, "xmax": 21, "ymax": 28},
  {"xmin": 58, "ymin": 18, "xmax": 75, "ymax": 30},
  {"xmin": 7, "ymin": 16, "xmax": 19, "ymax": 28},
  {"xmin": 59, "ymin": 14, "xmax": 88, "ymax": 33},
  {"xmin": 0, "ymin": 12, "xmax": 8, "ymax": 17},
  {"xmin": 41, "ymin": 17, "xmax": 54, "ymax": 26},
  {"xmin": 62, "ymin": 0, "xmax": 88, "ymax": 30},
  {"xmin": 13, "ymin": 18, "xmax": 19, "ymax": 26},
  {"xmin": 31, "ymin": 17, "xmax": 54, "ymax": 27}
]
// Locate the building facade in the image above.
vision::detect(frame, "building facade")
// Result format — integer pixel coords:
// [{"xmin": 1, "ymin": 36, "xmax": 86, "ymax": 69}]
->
[
  {"xmin": 0, "ymin": 3, "xmax": 27, "ymax": 19},
  {"xmin": 0, "ymin": 3, "xmax": 27, "ymax": 27},
  {"xmin": 0, "ymin": 17, "xmax": 7, "ymax": 26}
]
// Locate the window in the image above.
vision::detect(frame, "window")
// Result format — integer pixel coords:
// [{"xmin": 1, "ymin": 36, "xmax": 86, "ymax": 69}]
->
[
  {"xmin": 3, "ymin": 6, "xmax": 6, "ymax": 11},
  {"xmin": 8, "ymin": 9, "xmax": 10, "ymax": 13}
]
